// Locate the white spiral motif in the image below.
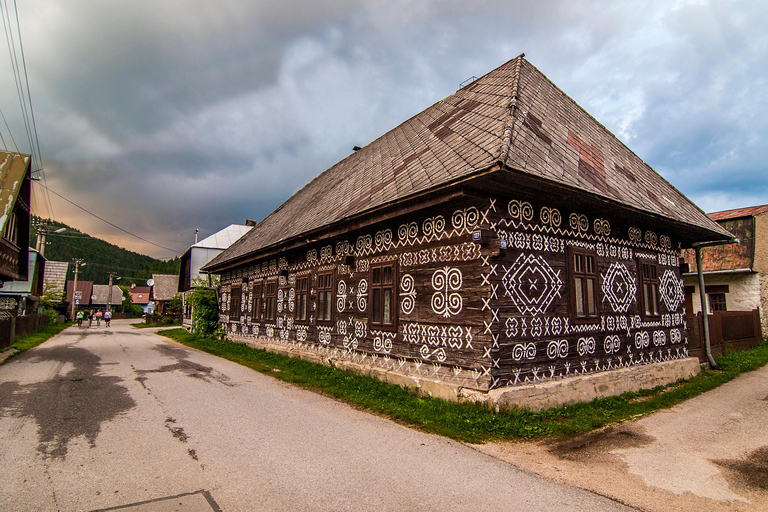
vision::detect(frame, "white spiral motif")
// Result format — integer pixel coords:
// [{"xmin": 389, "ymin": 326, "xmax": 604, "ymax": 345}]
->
[
  {"xmin": 373, "ymin": 334, "xmax": 393, "ymax": 353},
  {"xmin": 670, "ymin": 329, "xmax": 682, "ymax": 344},
  {"xmin": 645, "ymin": 230, "xmax": 658, "ymax": 246},
  {"xmin": 431, "ymin": 267, "xmax": 463, "ymax": 318},
  {"xmin": 628, "ymin": 227, "xmax": 643, "ymax": 243},
  {"xmin": 337, "ymin": 320, "xmax": 347, "ymax": 335},
  {"xmin": 307, "ymin": 249, "xmax": 318, "ymax": 262},
  {"xmin": 603, "ymin": 335, "xmax": 621, "ymax": 354},
  {"xmin": 513, "ymin": 342, "xmax": 537, "ymax": 361},
  {"xmin": 336, "ymin": 240, "xmax": 351, "ymax": 256},
  {"xmin": 540, "ymin": 207, "xmax": 561, "ymax": 227},
  {"xmin": 660, "ymin": 235, "xmax": 672, "ymax": 249},
  {"xmin": 547, "ymin": 339, "xmax": 569, "ymax": 359},
  {"xmin": 570, "ymin": 213, "xmax": 589, "ymax": 233},
  {"xmin": 577, "ymin": 337, "xmax": 596, "ymax": 356},
  {"xmin": 508, "ymin": 200, "xmax": 534, "ymax": 221},
  {"xmin": 357, "ymin": 279, "xmax": 368, "ymax": 312},
  {"xmin": 422, "ymin": 216, "xmax": 446, "ymax": 237},
  {"xmin": 277, "ymin": 289, "xmax": 284, "ymax": 313},
  {"xmin": 653, "ymin": 330, "xmax": 667, "ymax": 346},
  {"xmin": 400, "ymin": 274, "xmax": 416, "ymax": 315},
  {"xmin": 375, "ymin": 229, "xmax": 393, "ymax": 248},
  {"xmin": 356, "ymin": 235, "xmax": 372, "ymax": 252},
  {"xmin": 451, "ymin": 207, "xmax": 480, "ymax": 230},
  {"xmin": 336, "ymin": 280, "xmax": 347, "ymax": 312},
  {"xmin": 594, "ymin": 218, "xmax": 611, "ymax": 236},
  {"xmin": 635, "ymin": 331, "xmax": 650, "ymax": 349},
  {"xmin": 398, "ymin": 222, "xmax": 418, "ymax": 240}
]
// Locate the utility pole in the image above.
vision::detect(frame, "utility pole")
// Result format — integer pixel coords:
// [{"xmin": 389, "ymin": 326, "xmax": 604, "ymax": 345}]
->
[
  {"xmin": 36, "ymin": 223, "xmax": 47, "ymax": 254},
  {"xmin": 106, "ymin": 272, "xmax": 120, "ymax": 313},
  {"xmin": 70, "ymin": 258, "xmax": 84, "ymax": 321}
]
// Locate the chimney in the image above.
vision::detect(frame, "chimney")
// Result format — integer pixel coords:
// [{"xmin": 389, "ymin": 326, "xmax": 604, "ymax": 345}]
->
[{"xmin": 245, "ymin": 219, "xmax": 257, "ymax": 227}]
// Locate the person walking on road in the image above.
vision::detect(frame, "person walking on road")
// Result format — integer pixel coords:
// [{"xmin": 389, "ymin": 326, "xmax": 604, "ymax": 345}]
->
[
  {"xmin": 104, "ymin": 309, "xmax": 112, "ymax": 327},
  {"xmin": 76, "ymin": 310, "xmax": 84, "ymax": 327},
  {"xmin": 95, "ymin": 310, "xmax": 103, "ymax": 327}
]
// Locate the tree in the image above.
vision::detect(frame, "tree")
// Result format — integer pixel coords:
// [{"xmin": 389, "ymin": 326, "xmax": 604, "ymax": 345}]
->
[{"xmin": 187, "ymin": 288, "xmax": 221, "ymax": 337}]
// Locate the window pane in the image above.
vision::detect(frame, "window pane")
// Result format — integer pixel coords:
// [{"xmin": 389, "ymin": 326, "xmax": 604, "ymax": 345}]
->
[
  {"xmin": 373, "ymin": 267, "xmax": 381, "ymax": 285},
  {"xmin": 324, "ymin": 291, "xmax": 332, "ymax": 320},
  {"xmin": 383, "ymin": 266, "xmax": 393, "ymax": 284},
  {"xmin": 372, "ymin": 289, "xmax": 381, "ymax": 323},
  {"xmin": 383, "ymin": 289, "xmax": 392, "ymax": 324},
  {"xmin": 586, "ymin": 278, "xmax": 595, "ymax": 316},
  {"xmin": 575, "ymin": 278, "xmax": 584, "ymax": 317}
]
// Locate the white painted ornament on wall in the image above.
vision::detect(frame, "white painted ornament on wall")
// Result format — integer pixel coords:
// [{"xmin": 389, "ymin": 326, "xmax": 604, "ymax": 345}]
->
[
  {"xmin": 659, "ymin": 270, "xmax": 684, "ymax": 312},
  {"xmin": 431, "ymin": 267, "xmax": 463, "ymax": 318},
  {"xmin": 502, "ymin": 253, "xmax": 563, "ymax": 316},
  {"xmin": 400, "ymin": 274, "xmax": 416, "ymax": 315},
  {"xmin": 601, "ymin": 262, "xmax": 637, "ymax": 313}
]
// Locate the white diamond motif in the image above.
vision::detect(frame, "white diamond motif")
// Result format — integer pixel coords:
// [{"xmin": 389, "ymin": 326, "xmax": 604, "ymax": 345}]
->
[{"xmin": 502, "ymin": 253, "xmax": 563, "ymax": 316}]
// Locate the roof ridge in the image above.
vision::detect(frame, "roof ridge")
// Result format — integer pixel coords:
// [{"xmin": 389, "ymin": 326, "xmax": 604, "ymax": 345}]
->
[{"xmin": 496, "ymin": 53, "xmax": 525, "ymax": 164}]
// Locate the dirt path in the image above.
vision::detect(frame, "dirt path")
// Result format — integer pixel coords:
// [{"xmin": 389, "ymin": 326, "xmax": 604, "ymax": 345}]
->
[{"xmin": 475, "ymin": 364, "xmax": 768, "ymax": 511}]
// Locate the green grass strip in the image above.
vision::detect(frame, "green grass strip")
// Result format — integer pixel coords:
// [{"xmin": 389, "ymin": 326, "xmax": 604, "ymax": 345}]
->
[
  {"xmin": 159, "ymin": 328, "xmax": 768, "ymax": 444},
  {"xmin": 7, "ymin": 322, "xmax": 71, "ymax": 358}
]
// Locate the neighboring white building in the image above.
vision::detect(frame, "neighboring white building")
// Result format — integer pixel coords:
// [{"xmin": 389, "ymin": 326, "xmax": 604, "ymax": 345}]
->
[{"xmin": 178, "ymin": 222, "xmax": 253, "ymax": 329}]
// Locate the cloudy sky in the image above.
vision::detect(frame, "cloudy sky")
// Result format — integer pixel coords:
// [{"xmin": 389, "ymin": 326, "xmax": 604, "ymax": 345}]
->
[{"xmin": 1, "ymin": 0, "xmax": 766, "ymax": 259}]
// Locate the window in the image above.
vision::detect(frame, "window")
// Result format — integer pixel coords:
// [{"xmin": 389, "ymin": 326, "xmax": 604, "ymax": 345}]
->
[
  {"xmin": 317, "ymin": 271, "xmax": 334, "ymax": 323},
  {"xmin": 251, "ymin": 282, "xmax": 262, "ymax": 321},
  {"xmin": 569, "ymin": 248, "xmax": 598, "ymax": 320},
  {"xmin": 230, "ymin": 286, "xmax": 242, "ymax": 321},
  {"xmin": 295, "ymin": 277, "xmax": 308, "ymax": 322},
  {"xmin": 370, "ymin": 262, "xmax": 397, "ymax": 330},
  {"xmin": 264, "ymin": 280, "xmax": 277, "ymax": 322},
  {"xmin": 638, "ymin": 260, "xmax": 660, "ymax": 318},
  {"xmin": 709, "ymin": 293, "xmax": 727, "ymax": 312}
]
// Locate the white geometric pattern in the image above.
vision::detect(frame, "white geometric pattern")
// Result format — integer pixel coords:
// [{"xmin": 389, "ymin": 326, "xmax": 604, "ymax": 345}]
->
[
  {"xmin": 659, "ymin": 270, "xmax": 684, "ymax": 312},
  {"xmin": 502, "ymin": 253, "xmax": 563, "ymax": 316},
  {"xmin": 601, "ymin": 262, "xmax": 637, "ymax": 313}
]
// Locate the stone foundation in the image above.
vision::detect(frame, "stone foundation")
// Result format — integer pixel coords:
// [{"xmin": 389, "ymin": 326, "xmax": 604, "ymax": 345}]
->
[{"xmin": 230, "ymin": 334, "xmax": 701, "ymax": 411}]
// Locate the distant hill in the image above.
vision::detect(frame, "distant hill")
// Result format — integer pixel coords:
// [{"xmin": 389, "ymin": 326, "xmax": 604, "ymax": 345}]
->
[{"xmin": 32, "ymin": 216, "xmax": 181, "ymax": 286}]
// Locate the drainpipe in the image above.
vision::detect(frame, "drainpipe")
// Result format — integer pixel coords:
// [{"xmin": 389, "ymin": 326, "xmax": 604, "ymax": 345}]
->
[
  {"xmin": 691, "ymin": 238, "xmax": 739, "ymax": 369},
  {"xmin": 694, "ymin": 245, "xmax": 718, "ymax": 369}
]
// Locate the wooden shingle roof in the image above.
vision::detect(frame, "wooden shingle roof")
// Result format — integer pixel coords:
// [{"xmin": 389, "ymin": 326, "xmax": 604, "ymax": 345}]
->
[{"xmin": 207, "ymin": 55, "xmax": 731, "ymax": 270}]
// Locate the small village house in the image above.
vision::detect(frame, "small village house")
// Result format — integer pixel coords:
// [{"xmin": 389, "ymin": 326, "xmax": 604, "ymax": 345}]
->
[
  {"xmin": 90, "ymin": 284, "xmax": 124, "ymax": 311},
  {"xmin": 202, "ymin": 55, "xmax": 733, "ymax": 409},
  {"xmin": 178, "ymin": 223, "xmax": 253, "ymax": 329},
  {"xmin": 681, "ymin": 204, "xmax": 767, "ymax": 359},
  {"xmin": 128, "ymin": 284, "xmax": 151, "ymax": 313},
  {"xmin": 150, "ymin": 273, "xmax": 179, "ymax": 315},
  {"xmin": 0, "ymin": 150, "xmax": 31, "ymax": 285},
  {"xmin": 0, "ymin": 248, "xmax": 46, "ymax": 318}
]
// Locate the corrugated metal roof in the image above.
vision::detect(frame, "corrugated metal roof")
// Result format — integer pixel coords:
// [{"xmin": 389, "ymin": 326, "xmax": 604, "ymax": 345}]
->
[
  {"xmin": 207, "ymin": 55, "xmax": 731, "ymax": 270},
  {"xmin": 0, "ymin": 151, "xmax": 30, "ymax": 234},
  {"xmin": 709, "ymin": 204, "xmax": 768, "ymax": 221},
  {"xmin": 194, "ymin": 225, "xmax": 252, "ymax": 250}
]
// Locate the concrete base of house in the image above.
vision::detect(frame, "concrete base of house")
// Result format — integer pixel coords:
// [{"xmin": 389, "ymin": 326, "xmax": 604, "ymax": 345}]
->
[{"xmin": 231, "ymin": 334, "xmax": 701, "ymax": 411}]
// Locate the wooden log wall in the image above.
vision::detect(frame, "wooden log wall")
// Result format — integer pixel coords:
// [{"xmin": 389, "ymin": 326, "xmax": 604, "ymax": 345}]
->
[
  {"xmin": 219, "ymin": 199, "xmax": 495, "ymax": 391},
  {"xmin": 483, "ymin": 194, "xmax": 688, "ymax": 389}
]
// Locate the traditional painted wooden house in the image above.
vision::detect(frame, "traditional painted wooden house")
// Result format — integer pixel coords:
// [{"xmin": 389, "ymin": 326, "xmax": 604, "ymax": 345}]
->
[
  {"xmin": 203, "ymin": 55, "xmax": 732, "ymax": 407},
  {"xmin": 0, "ymin": 150, "xmax": 31, "ymax": 285}
]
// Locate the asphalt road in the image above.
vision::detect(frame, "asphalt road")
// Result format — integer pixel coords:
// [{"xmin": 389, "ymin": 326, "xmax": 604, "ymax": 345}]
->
[{"xmin": 0, "ymin": 319, "xmax": 633, "ymax": 511}]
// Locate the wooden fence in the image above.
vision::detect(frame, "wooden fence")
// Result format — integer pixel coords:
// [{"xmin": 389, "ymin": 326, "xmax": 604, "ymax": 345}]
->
[
  {"xmin": 686, "ymin": 309, "xmax": 763, "ymax": 362},
  {"xmin": 0, "ymin": 314, "xmax": 50, "ymax": 349}
]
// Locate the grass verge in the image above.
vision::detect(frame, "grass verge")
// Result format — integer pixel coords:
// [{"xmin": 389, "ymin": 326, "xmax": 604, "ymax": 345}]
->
[
  {"xmin": 6, "ymin": 322, "xmax": 71, "ymax": 358},
  {"xmin": 132, "ymin": 320, "xmax": 182, "ymax": 328},
  {"xmin": 159, "ymin": 328, "xmax": 768, "ymax": 444}
]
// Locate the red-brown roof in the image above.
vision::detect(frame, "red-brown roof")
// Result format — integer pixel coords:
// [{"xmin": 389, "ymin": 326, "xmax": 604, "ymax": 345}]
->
[
  {"xmin": 709, "ymin": 204, "xmax": 768, "ymax": 221},
  {"xmin": 206, "ymin": 55, "xmax": 731, "ymax": 271}
]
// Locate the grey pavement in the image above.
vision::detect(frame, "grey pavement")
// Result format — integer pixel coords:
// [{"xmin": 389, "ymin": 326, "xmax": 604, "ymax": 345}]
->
[{"xmin": 0, "ymin": 319, "xmax": 633, "ymax": 511}]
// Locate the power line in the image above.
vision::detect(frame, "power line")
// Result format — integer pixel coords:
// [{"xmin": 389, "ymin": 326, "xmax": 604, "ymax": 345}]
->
[{"xmin": 37, "ymin": 182, "xmax": 183, "ymax": 254}]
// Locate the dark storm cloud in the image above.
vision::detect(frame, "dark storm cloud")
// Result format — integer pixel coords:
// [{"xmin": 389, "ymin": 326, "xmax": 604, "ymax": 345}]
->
[{"xmin": 2, "ymin": 0, "xmax": 766, "ymax": 258}]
